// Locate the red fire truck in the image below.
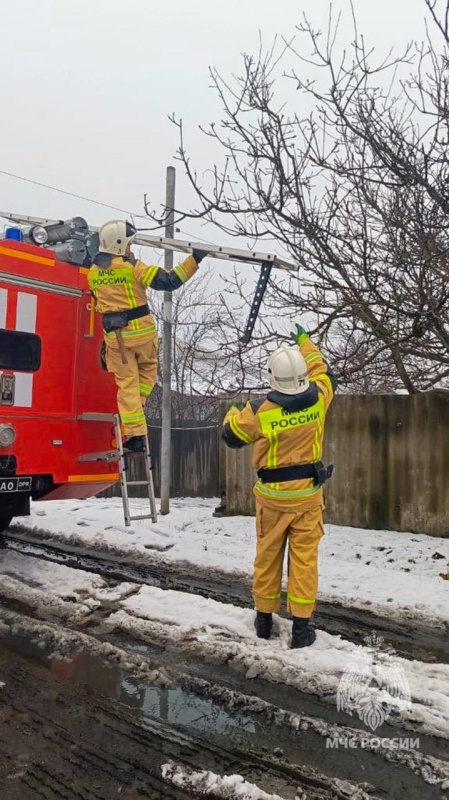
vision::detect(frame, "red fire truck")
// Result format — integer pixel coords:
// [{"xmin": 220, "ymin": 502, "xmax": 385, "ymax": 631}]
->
[
  {"xmin": 0, "ymin": 219, "xmax": 120, "ymax": 533},
  {"xmin": 0, "ymin": 210, "xmax": 297, "ymax": 533}
]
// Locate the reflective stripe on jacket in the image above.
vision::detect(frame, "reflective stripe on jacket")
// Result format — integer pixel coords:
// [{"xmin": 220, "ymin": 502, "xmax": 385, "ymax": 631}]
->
[{"xmin": 88, "ymin": 254, "xmax": 198, "ymax": 344}]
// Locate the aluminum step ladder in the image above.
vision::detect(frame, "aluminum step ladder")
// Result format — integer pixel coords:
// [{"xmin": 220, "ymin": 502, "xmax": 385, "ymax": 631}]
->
[{"xmin": 78, "ymin": 412, "xmax": 157, "ymax": 526}]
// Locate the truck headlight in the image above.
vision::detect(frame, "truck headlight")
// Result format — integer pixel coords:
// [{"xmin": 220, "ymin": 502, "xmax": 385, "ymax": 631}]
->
[{"xmin": 0, "ymin": 424, "xmax": 16, "ymax": 447}]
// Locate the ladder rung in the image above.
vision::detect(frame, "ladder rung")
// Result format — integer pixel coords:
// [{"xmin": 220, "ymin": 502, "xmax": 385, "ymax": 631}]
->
[
  {"xmin": 76, "ymin": 411, "xmax": 158, "ymax": 524},
  {"xmin": 78, "ymin": 412, "xmax": 118, "ymax": 422}
]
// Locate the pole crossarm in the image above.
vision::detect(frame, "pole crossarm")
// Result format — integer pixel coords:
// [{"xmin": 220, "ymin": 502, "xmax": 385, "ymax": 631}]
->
[{"xmin": 0, "ymin": 212, "xmax": 298, "ymax": 272}]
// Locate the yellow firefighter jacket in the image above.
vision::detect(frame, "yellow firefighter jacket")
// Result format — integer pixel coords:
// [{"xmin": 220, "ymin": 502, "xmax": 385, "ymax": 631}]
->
[
  {"xmin": 88, "ymin": 254, "xmax": 198, "ymax": 346},
  {"xmin": 222, "ymin": 334, "xmax": 336, "ymax": 511}
]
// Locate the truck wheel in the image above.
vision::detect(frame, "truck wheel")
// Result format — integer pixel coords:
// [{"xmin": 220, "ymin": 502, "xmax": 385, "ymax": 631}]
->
[{"xmin": 0, "ymin": 516, "xmax": 13, "ymax": 535}]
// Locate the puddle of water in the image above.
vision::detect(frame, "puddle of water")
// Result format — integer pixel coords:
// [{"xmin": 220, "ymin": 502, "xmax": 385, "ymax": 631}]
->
[
  {"xmin": 123, "ymin": 676, "xmax": 256, "ymax": 735},
  {"xmin": 0, "ymin": 633, "xmax": 256, "ymax": 739}
]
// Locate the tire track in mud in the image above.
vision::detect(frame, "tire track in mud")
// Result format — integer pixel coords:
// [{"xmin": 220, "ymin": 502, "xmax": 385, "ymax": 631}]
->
[
  {"xmin": 3, "ymin": 527, "xmax": 448, "ymax": 664},
  {"xmin": 0, "ymin": 609, "xmax": 448, "ymax": 800},
  {"xmin": 0, "ymin": 640, "xmax": 386, "ymax": 800}
]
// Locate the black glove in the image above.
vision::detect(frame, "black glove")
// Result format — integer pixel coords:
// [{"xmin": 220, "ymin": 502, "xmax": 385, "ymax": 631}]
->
[{"xmin": 192, "ymin": 248, "xmax": 208, "ymax": 264}]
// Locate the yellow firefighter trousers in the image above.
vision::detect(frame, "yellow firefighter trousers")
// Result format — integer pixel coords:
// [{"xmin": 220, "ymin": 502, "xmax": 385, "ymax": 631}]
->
[
  {"xmin": 253, "ymin": 501, "xmax": 324, "ymax": 619},
  {"xmin": 105, "ymin": 335, "xmax": 158, "ymax": 436}
]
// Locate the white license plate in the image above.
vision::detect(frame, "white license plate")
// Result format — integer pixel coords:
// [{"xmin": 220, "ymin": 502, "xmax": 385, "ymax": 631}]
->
[{"xmin": 0, "ymin": 477, "xmax": 32, "ymax": 493}]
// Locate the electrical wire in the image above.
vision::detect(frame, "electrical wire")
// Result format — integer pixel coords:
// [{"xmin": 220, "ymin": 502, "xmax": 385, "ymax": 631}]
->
[
  {"xmin": 0, "ymin": 170, "xmax": 220, "ymax": 245},
  {"xmin": 0, "ymin": 168, "xmax": 149, "ymax": 219},
  {"xmin": 176, "ymin": 227, "xmax": 216, "ymax": 246},
  {"xmin": 148, "ymin": 423, "xmax": 218, "ymax": 430}
]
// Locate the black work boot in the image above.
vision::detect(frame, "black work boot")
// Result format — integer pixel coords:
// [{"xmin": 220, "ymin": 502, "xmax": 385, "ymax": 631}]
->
[
  {"xmin": 291, "ymin": 617, "xmax": 316, "ymax": 649},
  {"xmin": 213, "ymin": 503, "xmax": 227, "ymax": 518},
  {"xmin": 255, "ymin": 611, "xmax": 273, "ymax": 640},
  {"xmin": 124, "ymin": 435, "xmax": 145, "ymax": 453}
]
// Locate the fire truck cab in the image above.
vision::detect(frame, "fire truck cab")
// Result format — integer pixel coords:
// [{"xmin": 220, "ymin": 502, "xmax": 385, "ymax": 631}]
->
[{"xmin": 0, "ymin": 219, "xmax": 120, "ymax": 533}]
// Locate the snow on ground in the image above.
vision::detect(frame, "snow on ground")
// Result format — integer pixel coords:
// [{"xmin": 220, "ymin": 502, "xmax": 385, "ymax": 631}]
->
[
  {"xmin": 107, "ymin": 584, "xmax": 449, "ymax": 739},
  {"xmin": 0, "ymin": 551, "xmax": 104, "ymax": 598},
  {"xmin": 161, "ymin": 762, "xmax": 296, "ymax": 800},
  {"xmin": 11, "ymin": 497, "xmax": 449, "ymax": 623},
  {"xmin": 0, "ymin": 551, "xmax": 135, "ymax": 618},
  {"xmin": 2, "ymin": 500, "xmax": 449, "ymax": 742},
  {"xmin": 161, "ymin": 762, "xmax": 372, "ymax": 800}
]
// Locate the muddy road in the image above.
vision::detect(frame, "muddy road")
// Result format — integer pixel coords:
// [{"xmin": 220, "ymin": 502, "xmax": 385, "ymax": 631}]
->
[
  {"xmin": 0, "ymin": 534, "xmax": 448, "ymax": 799},
  {"xmin": 3, "ymin": 528, "xmax": 449, "ymax": 664},
  {"xmin": 0, "ymin": 631, "xmax": 379, "ymax": 800},
  {"xmin": 0, "ymin": 604, "xmax": 448, "ymax": 800}
]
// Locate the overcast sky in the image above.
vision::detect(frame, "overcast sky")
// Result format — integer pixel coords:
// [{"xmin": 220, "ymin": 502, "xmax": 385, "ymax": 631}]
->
[{"xmin": 0, "ymin": 0, "xmax": 438, "ymax": 265}]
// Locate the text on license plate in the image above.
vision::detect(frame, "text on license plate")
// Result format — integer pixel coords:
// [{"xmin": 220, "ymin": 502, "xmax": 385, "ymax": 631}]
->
[{"xmin": 0, "ymin": 477, "xmax": 32, "ymax": 493}]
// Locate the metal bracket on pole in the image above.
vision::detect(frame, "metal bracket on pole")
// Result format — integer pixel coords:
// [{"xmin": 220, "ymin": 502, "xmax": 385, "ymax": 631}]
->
[{"xmin": 239, "ymin": 261, "xmax": 273, "ymax": 345}]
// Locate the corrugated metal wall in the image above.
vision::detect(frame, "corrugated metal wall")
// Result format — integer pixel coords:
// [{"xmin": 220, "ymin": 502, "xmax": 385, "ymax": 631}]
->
[{"xmin": 219, "ymin": 393, "xmax": 449, "ymax": 537}]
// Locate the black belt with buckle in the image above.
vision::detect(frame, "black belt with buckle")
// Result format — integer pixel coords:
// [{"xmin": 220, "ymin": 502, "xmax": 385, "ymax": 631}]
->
[
  {"xmin": 102, "ymin": 304, "xmax": 149, "ymax": 333},
  {"xmin": 257, "ymin": 461, "xmax": 334, "ymax": 486}
]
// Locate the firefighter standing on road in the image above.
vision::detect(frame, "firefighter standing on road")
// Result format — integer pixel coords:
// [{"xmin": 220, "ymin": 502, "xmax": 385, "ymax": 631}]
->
[
  {"xmin": 221, "ymin": 326, "xmax": 336, "ymax": 648},
  {"xmin": 88, "ymin": 220, "xmax": 206, "ymax": 452}
]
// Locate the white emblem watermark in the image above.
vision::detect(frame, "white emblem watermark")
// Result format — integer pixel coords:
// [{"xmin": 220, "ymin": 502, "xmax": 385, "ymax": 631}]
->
[{"xmin": 326, "ymin": 632, "xmax": 417, "ymax": 750}]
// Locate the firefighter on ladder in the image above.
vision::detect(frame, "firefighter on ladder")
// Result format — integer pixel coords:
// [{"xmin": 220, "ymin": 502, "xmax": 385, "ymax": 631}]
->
[
  {"xmin": 88, "ymin": 220, "xmax": 206, "ymax": 452},
  {"xmin": 221, "ymin": 326, "xmax": 337, "ymax": 648}
]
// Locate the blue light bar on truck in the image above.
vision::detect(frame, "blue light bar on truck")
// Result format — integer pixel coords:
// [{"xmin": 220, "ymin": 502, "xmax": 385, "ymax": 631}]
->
[{"xmin": 4, "ymin": 227, "xmax": 23, "ymax": 242}]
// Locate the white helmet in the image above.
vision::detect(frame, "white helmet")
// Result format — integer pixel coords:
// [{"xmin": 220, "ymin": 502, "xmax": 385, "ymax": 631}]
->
[
  {"xmin": 98, "ymin": 219, "xmax": 137, "ymax": 256},
  {"xmin": 267, "ymin": 343, "xmax": 309, "ymax": 395}
]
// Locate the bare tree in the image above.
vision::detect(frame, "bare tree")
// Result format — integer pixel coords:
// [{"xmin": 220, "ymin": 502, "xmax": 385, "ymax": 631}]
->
[
  {"xmin": 162, "ymin": 0, "xmax": 449, "ymax": 392},
  {"xmin": 145, "ymin": 267, "xmax": 274, "ymax": 421}
]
